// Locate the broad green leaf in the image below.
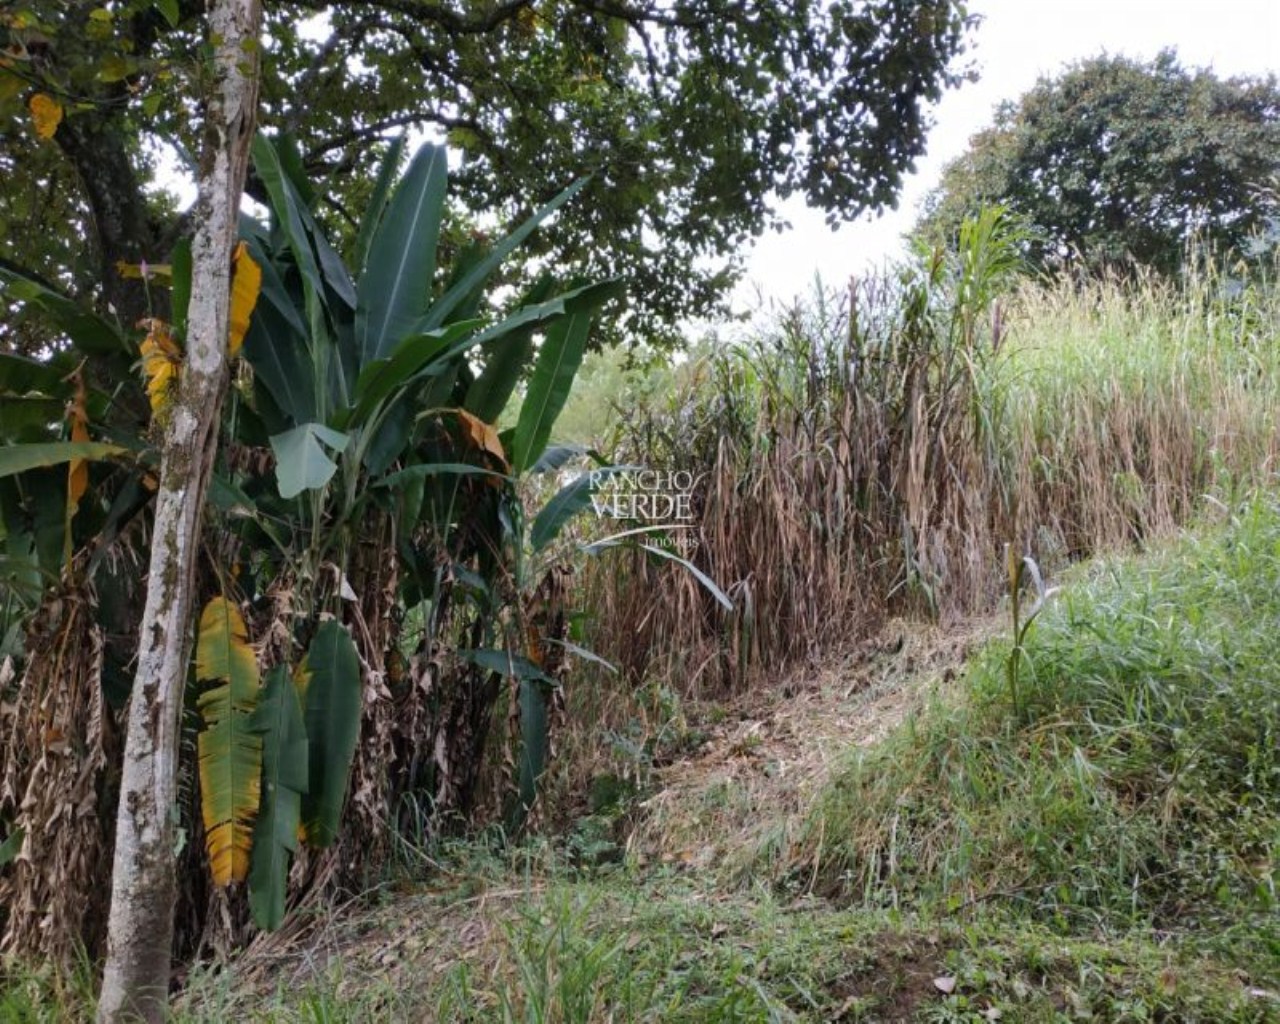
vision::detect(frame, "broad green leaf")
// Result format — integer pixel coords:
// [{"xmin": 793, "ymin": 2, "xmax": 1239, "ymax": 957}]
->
[
  {"xmin": 456, "ymin": 647, "xmax": 557, "ymax": 686},
  {"xmin": 347, "ymin": 319, "xmax": 482, "ymax": 429},
  {"xmin": 546, "ymin": 637, "xmax": 617, "ymax": 674},
  {"xmin": 0, "ymin": 397, "xmax": 64, "ymax": 439},
  {"xmin": 247, "ymin": 664, "xmax": 308, "ymax": 931},
  {"xmin": 376, "ymin": 462, "xmax": 513, "ymax": 491},
  {"xmin": 463, "ymin": 277, "xmax": 556, "ymax": 422},
  {"xmin": 424, "ymin": 177, "xmax": 591, "ymax": 331},
  {"xmin": 269, "ymin": 423, "xmax": 349, "ymax": 499},
  {"xmin": 586, "ymin": 533, "xmax": 733, "ymax": 611},
  {"xmin": 275, "ymin": 133, "xmax": 317, "ymax": 211},
  {"xmin": 356, "ymin": 143, "xmax": 449, "ymax": 367},
  {"xmin": 244, "ymin": 234, "xmax": 307, "ymax": 337},
  {"xmin": 0, "ymin": 442, "xmax": 126, "ymax": 478},
  {"xmin": 464, "ymin": 331, "xmax": 531, "ymax": 423},
  {"xmin": 0, "ymin": 263, "xmax": 129, "ymax": 356},
  {"xmin": 297, "ymin": 621, "xmax": 361, "ymax": 847},
  {"xmin": 84, "ymin": 473, "xmax": 154, "ymax": 578},
  {"xmin": 530, "ymin": 465, "xmax": 637, "ymax": 552},
  {"xmin": 511, "ymin": 281, "xmax": 623, "ymax": 473},
  {"xmin": 195, "ymin": 598, "xmax": 262, "ymax": 886},
  {"xmin": 0, "ymin": 352, "xmax": 76, "ymax": 397},
  {"xmin": 637, "ymin": 542, "xmax": 733, "ymax": 611},
  {"xmin": 512, "ymin": 677, "xmax": 551, "ymax": 830},
  {"xmin": 353, "ymin": 135, "xmax": 407, "ymax": 276},
  {"xmin": 241, "ymin": 237, "xmax": 315, "ymax": 423},
  {"xmin": 251, "ymin": 135, "xmax": 327, "ymax": 338},
  {"xmin": 1, "ymin": 467, "xmax": 67, "ymax": 582},
  {"xmin": 429, "ymin": 281, "xmax": 620, "ymax": 372},
  {"xmin": 6, "ymin": 496, "xmax": 49, "ymax": 594},
  {"xmin": 154, "ymin": 0, "xmax": 180, "ymax": 28},
  {"xmin": 314, "ymin": 230, "xmax": 356, "ymax": 312},
  {"xmin": 430, "ymin": 237, "xmax": 494, "ymax": 325},
  {"xmin": 208, "ymin": 473, "xmax": 258, "ymax": 516},
  {"xmin": 531, "ymin": 444, "xmax": 597, "ymax": 474}
]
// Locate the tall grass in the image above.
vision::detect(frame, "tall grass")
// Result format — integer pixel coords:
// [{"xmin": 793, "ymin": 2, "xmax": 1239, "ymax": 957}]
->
[
  {"xmin": 797, "ymin": 492, "xmax": 1280, "ymax": 942},
  {"xmin": 583, "ymin": 219, "xmax": 1280, "ymax": 694}
]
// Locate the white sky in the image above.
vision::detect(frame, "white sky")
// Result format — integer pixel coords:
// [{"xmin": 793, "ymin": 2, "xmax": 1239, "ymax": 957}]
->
[{"xmin": 737, "ymin": 0, "xmax": 1280, "ymax": 309}]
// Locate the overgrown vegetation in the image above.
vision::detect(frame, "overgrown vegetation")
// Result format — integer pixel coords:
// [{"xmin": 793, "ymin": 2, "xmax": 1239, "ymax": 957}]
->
[
  {"xmin": 2, "ymin": 0, "xmax": 1277, "ymax": 1013},
  {"xmin": 0, "ymin": 136, "xmax": 625, "ymax": 965},
  {"xmin": 133, "ymin": 490, "xmax": 1275, "ymax": 1023},
  {"xmin": 798, "ymin": 494, "xmax": 1280, "ymax": 935},
  {"xmin": 4, "ymin": 219, "xmax": 1280, "ymax": 1018},
  {"xmin": 578, "ymin": 227, "xmax": 1280, "ymax": 697}
]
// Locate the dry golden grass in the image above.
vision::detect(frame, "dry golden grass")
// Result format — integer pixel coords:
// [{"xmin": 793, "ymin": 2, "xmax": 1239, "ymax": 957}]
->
[{"xmin": 579, "ymin": 255, "xmax": 1280, "ymax": 703}]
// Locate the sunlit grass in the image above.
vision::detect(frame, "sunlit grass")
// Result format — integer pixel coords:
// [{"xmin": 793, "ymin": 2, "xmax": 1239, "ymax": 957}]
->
[{"xmin": 801, "ymin": 492, "xmax": 1280, "ymax": 966}]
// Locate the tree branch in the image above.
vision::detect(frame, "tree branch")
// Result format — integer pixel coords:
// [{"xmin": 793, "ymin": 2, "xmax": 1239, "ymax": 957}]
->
[{"xmin": 287, "ymin": 0, "xmax": 533, "ymax": 35}]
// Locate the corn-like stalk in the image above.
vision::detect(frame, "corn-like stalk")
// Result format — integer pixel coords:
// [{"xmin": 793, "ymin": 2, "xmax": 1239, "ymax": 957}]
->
[{"xmin": 580, "ymin": 218, "xmax": 1280, "ymax": 700}]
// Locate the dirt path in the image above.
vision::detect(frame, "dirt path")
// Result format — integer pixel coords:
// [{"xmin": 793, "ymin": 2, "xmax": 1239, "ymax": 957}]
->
[{"xmin": 626, "ymin": 615, "xmax": 1000, "ymax": 877}]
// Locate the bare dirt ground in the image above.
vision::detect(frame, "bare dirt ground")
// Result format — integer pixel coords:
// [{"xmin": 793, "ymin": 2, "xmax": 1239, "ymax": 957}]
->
[{"xmin": 626, "ymin": 615, "xmax": 1000, "ymax": 878}]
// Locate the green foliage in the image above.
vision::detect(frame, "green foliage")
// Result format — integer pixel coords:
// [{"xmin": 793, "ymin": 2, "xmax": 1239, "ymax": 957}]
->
[
  {"xmin": 166, "ymin": 861, "xmax": 1274, "ymax": 1022},
  {"xmin": 510, "ymin": 284, "xmax": 624, "ymax": 473},
  {"xmin": 0, "ymin": 127, "xmax": 624, "ymax": 949},
  {"xmin": 0, "ymin": 263, "xmax": 131, "ymax": 357},
  {"xmin": 0, "ymin": 1, "xmax": 975, "ymax": 351},
  {"xmin": 354, "ymin": 143, "xmax": 448, "ymax": 367},
  {"xmin": 0, "ymin": 825, "xmax": 22, "ymax": 867},
  {"xmin": 916, "ymin": 50, "xmax": 1280, "ymax": 274},
  {"xmin": 1002, "ymin": 547, "xmax": 1046, "ymax": 722},
  {"xmin": 530, "ymin": 463, "xmax": 631, "ymax": 554},
  {"xmin": 247, "ymin": 664, "xmax": 308, "ymax": 932},
  {"xmin": 241, "ymin": 135, "xmax": 617, "ymax": 506},
  {"xmin": 513, "ymin": 678, "xmax": 553, "ymax": 832},
  {"xmin": 268, "ymin": 422, "xmax": 349, "ymax": 500},
  {"xmin": 808, "ymin": 493, "xmax": 1280, "ymax": 928},
  {"xmin": 538, "ymin": 345, "xmax": 677, "ymax": 448},
  {"xmin": 296, "ymin": 621, "xmax": 362, "ymax": 849},
  {"xmin": 0, "ymin": 442, "xmax": 126, "ymax": 479}
]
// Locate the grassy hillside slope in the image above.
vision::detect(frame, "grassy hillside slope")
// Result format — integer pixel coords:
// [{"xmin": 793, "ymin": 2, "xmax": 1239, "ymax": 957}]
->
[{"xmin": 125, "ymin": 495, "xmax": 1277, "ymax": 1021}]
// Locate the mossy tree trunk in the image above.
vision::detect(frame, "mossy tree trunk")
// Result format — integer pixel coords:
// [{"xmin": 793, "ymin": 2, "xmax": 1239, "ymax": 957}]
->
[{"xmin": 96, "ymin": 2, "xmax": 261, "ymax": 1020}]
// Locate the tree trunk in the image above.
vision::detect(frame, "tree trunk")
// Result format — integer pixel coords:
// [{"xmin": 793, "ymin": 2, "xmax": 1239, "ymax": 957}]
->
[{"xmin": 96, "ymin": 2, "xmax": 261, "ymax": 1021}]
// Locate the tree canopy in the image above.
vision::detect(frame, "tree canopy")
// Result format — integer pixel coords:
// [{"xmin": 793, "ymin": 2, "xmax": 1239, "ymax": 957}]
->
[
  {"xmin": 914, "ymin": 51, "xmax": 1280, "ymax": 274},
  {"xmin": 1, "ymin": 0, "xmax": 975, "ymax": 348}
]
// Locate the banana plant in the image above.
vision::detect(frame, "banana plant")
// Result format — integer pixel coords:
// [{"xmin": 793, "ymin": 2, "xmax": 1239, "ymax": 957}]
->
[
  {"xmin": 210, "ymin": 136, "xmax": 624, "ymax": 922},
  {"xmin": 0, "ymin": 288, "xmax": 149, "ymax": 667},
  {"xmin": 240, "ymin": 135, "xmax": 619, "ymax": 515},
  {"xmin": 489, "ymin": 448, "xmax": 736, "ymax": 831},
  {"xmin": 0, "ymin": 133, "xmax": 626, "ymax": 932},
  {"xmin": 180, "ymin": 591, "xmax": 364, "ymax": 932}
]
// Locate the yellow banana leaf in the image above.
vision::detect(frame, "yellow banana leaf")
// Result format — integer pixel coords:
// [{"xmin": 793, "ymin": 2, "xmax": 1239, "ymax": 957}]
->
[
  {"xmin": 195, "ymin": 597, "xmax": 262, "ymax": 885},
  {"xmin": 228, "ymin": 241, "xmax": 261, "ymax": 358},
  {"xmin": 66, "ymin": 372, "xmax": 90, "ymax": 508}
]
